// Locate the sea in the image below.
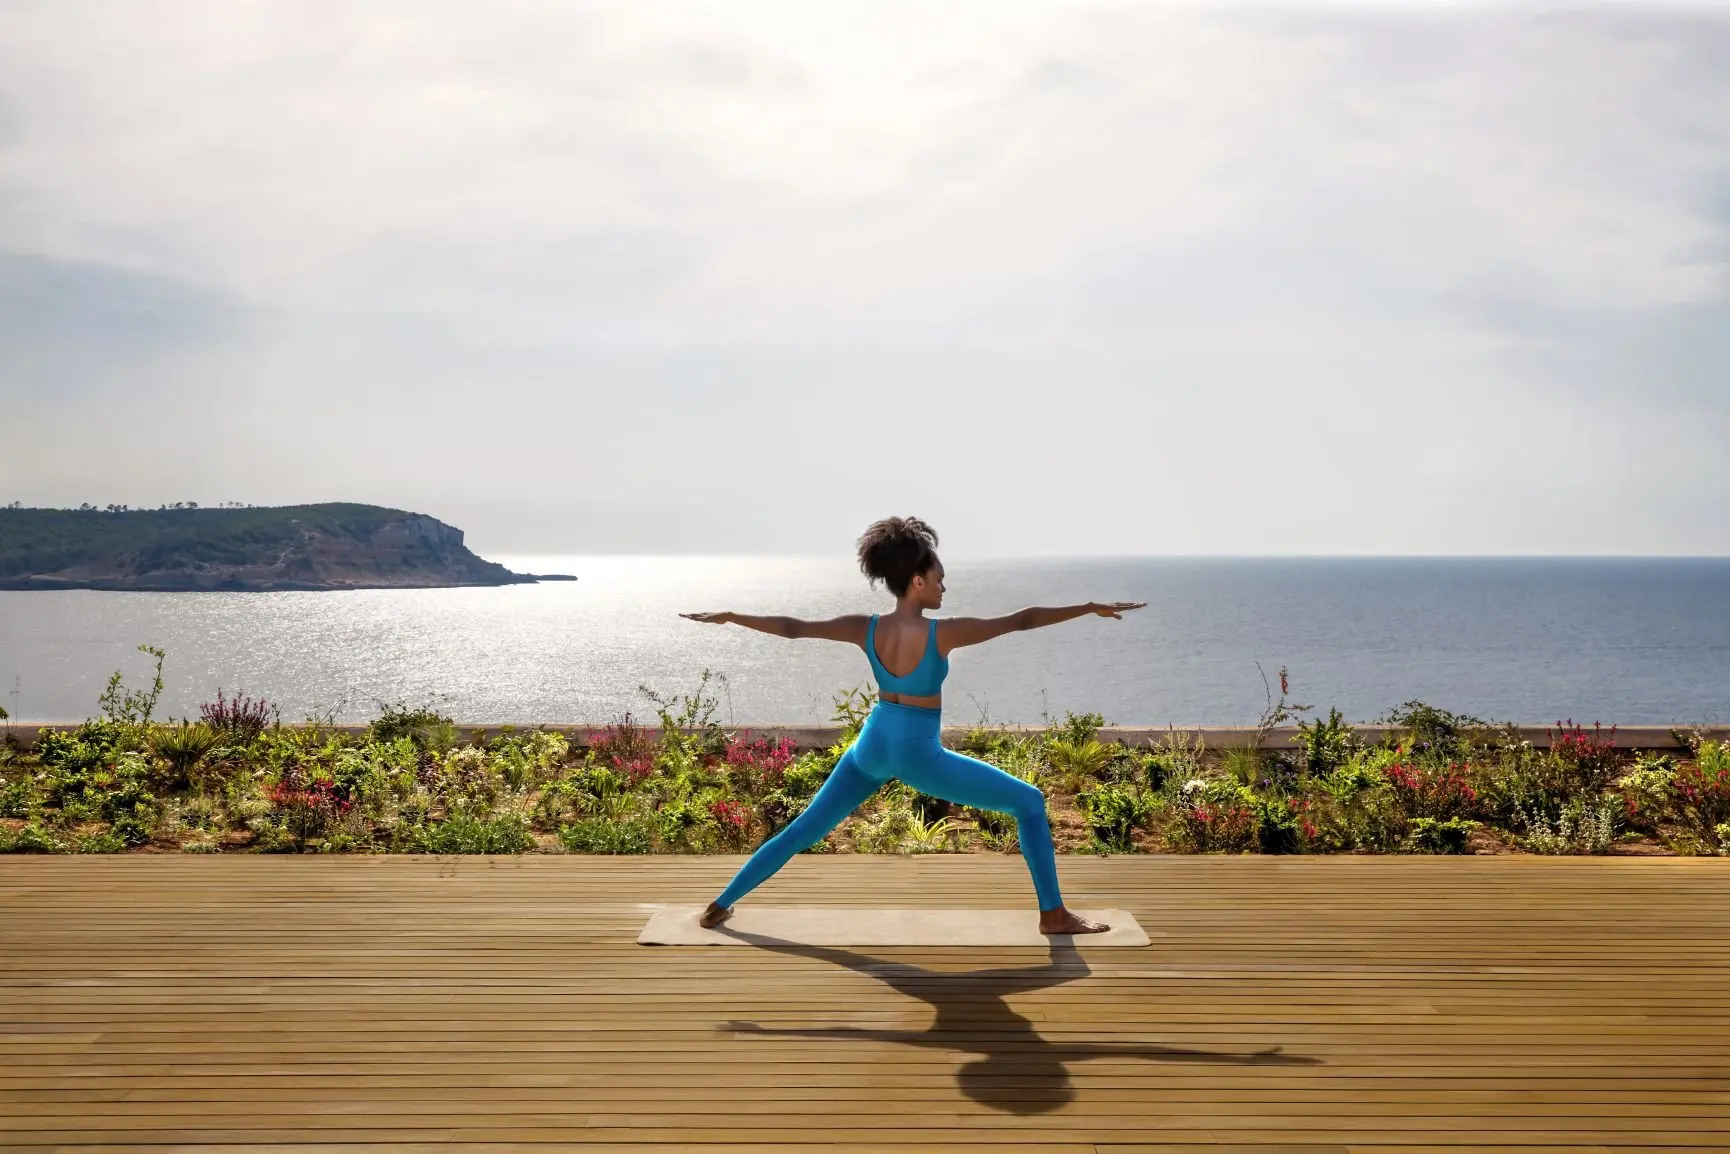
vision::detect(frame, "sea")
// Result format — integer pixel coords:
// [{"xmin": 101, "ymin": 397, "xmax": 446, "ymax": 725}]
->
[{"xmin": 1, "ymin": 556, "xmax": 1727, "ymax": 727}]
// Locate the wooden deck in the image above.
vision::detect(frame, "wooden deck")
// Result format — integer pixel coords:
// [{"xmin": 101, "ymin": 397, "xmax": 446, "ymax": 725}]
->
[{"xmin": 2, "ymin": 855, "xmax": 1727, "ymax": 1152}]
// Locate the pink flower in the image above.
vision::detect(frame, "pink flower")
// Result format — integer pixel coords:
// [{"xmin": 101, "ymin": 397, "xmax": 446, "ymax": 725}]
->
[
  {"xmin": 709, "ymin": 799, "xmax": 751, "ymax": 829},
  {"xmin": 724, "ymin": 733, "xmax": 797, "ymax": 787}
]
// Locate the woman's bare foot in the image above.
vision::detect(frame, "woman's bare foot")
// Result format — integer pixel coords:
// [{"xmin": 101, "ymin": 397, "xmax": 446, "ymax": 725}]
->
[
  {"xmin": 699, "ymin": 901, "xmax": 733, "ymax": 929},
  {"xmin": 1039, "ymin": 906, "xmax": 1110, "ymax": 935}
]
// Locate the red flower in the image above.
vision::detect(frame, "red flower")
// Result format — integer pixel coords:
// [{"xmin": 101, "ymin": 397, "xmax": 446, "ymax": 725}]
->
[
  {"xmin": 1386, "ymin": 761, "xmax": 1476, "ymax": 818},
  {"xmin": 620, "ymin": 756, "xmax": 656, "ymax": 785},
  {"xmin": 590, "ymin": 714, "xmax": 655, "ymax": 773},
  {"xmin": 724, "ymin": 733, "xmax": 797, "ymax": 788},
  {"xmin": 267, "ymin": 776, "xmax": 351, "ymax": 815},
  {"xmin": 709, "ymin": 799, "xmax": 751, "ymax": 829}
]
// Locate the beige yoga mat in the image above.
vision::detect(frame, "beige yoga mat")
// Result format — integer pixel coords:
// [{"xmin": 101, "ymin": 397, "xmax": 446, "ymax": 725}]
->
[{"xmin": 637, "ymin": 907, "xmax": 1151, "ymax": 947}]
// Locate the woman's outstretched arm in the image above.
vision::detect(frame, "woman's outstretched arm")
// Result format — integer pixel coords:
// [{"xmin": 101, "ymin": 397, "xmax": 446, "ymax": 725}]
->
[
  {"xmin": 939, "ymin": 602, "xmax": 1144, "ymax": 652},
  {"xmin": 681, "ymin": 612, "xmax": 869, "ymax": 644}
]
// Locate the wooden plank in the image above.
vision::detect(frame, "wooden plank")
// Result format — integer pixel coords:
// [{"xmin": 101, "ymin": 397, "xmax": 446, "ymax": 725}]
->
[{"xmin": 2, "ymin": 857, "xmax": 1728, "ymax": 1151}]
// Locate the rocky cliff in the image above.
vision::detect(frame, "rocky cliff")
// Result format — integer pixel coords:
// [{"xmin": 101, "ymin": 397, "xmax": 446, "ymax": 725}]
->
[{"xmin": 0, "ymin": 504, "xmax": 556, "ymax": 591}]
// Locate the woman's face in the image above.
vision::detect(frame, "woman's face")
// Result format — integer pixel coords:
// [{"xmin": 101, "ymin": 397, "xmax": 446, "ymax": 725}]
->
[{"xmin": 908, "ymin": 560, "xmax": 946, "ymax": 610}]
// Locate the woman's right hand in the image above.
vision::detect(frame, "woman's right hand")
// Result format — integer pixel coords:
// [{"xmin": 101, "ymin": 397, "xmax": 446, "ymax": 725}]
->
[
  {"xmin": 680, "ymin": 611, "xmax": 733, "ymax": 625},
  {"xmin": 1091, "ymin": 601, "xmax": 1146, "ymax": 619}
]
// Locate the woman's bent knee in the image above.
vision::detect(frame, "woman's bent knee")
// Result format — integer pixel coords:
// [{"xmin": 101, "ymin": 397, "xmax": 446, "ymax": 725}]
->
[{"xmin": 1010, "ymin": 781, "xmax": 1047, "ymax": 820}]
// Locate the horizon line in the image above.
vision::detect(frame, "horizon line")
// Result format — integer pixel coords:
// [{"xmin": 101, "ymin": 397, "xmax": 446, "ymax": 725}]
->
[{"xmin": 485, "ymin": 551, "xmax": 1730, "ymax": 561}]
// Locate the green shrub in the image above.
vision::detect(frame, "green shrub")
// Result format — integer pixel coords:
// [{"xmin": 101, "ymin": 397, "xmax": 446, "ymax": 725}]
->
[
  {"xmin": 1618, "ymin": 755, "xmax": 1676, "ymax": 833},
  {"xmin": 1296, "ymin": 708, "xmax": 1356, "ymax": 775},
  {"xmin": 905, "ymin": 788, "xmax": 950, "ymax": 823},
  {"xmin": 262, "ymin": 762, "xmax": 349, "ymax": 851},
  {"xmin": 329, "ymin": 744, "xmax": 403, "ymax": 814},
  {"xmin": 1386, "ymin": 759, "xmax": 1480, "ymax": 822},
  {"xmin": 1051, "ymin": 710, "xmax": 1106, "ymax": 746},
  {"xmin": 829, "ymin": 685, "xmax": 875, "ymax": 745},
  {"xmin": 1046, "ymin": 737, "xmax": 1114, "ymax": 793},
  {"xmin": 1545, "ymin": 721, "xmax": 1627, "ymax": 797},
  {"xmin": 7, "ymin": 665, "xmax": 1715, "ymax": 859},
  {"xmin": 488, "ymin": 729, "xmax": 569, "ymax": 791},
  {"xmin": 7, "ymin": 821, "xmax": 63, "ymax": 853},
  {"xmin": 42, "ymin": 748, "xmax": 164, "ymax": 841},
  {"xmin": 559, "ymin": 816, "xmax": 654, "ymax": 854},
  {"xmin": 110, "ymin": 813, "xmax": 154, "ymax": 847},
  {"xmin": 420, "ymin": 813, "xmax": 535, "ymax": 855},
  {"xmin": 1168, "ymin": 777, "xmax": 1258, "ymax": 853},
  {"xmin": 1171, "ymin": 802, "xmax": 1257, "ymax": 854},
  {"xmin": 1078, "ymin": 783, "xmax": 1155, "ymax": 853},
  {"xmin": 368, "ymin": 701, "xmax": 457, "ymax": 751},
  {"xmin": 1516, "ymin": 795, "xmax": 1617, "ymax": 855},
  {"xmin": 780, "ymin": 756, "xmax": 831, "ymax": 800},
  {"xmin": 958, "ymin": 727, "xmax": 1045, "ymax": 784},
  {"xmin": 958, "ymin": 726, "xmax": 1020, "ymax": 761},
  {"xmin": 654, "ymin": 798, "xmax": 713, "ymax": 852},
  {"xmin": 1409, "ymin": 816, "xmax": 1478, "ymax": 855},
  {"xmin": 1181, "ymin": 775, "xmax": 1255, "ymax": 808},
  {"xmin": 1306, "ymin": 753, "xmax": 1403, "ymax": 851},
  {"xmin": 1471, "ymin": 740, "xmax": 1542, "ymax": 818},
  {"xmin": 1673, "ymin": 740, "xmax": 1730, "ymax": 848},
  {"xmin": 97, "ymin": 645, "xmax": 166, "ymax": 727},
  {"xmin": 1219, "ymin": 745, "xmax": 1264, "ymax": 787},
  {"xmin": 242, "ymin": 814, "xmax": 289, "ymax": 852},
  {"xmin": 900, "ymin": 813, "xmax": 962, "ymax": 854},
  {"xmin": 855, "ymin": 804, "xmax": 915, "ymax": 854},
  {"xmin": 755, "ymin": 788, "xmax": 809, "ymax": 838},
  {"xmin": 964, "ymin": 804, "xmax": 1018, "ymax": 852},
  {"xmin": 75, "ymin": 829, "xmax": 128, "ymax": 854},
  {"xmin": 37, "ymin": 721, "xmax": 128, "ymax": 777},
  {"xmin": 175, "ymin": 793, "xmax": 217, "ymax": 831},
  {"xmin": 570, "ymin": 764, "xmax": 626, "ymax": 803},
  {"xmin": 1252, "ymin": 795, "xmax": 1304, "ymax": 854},
  {"xmin": 531, "ymin": 778, "xmax": 582, "ymax": 828},
  {"xmin": 1141, "ymin": 730, "xmax": 1205, "ymax": 791},
  {"xmin": 151, "ymin": 721, "xmax": 218, "ymax": 787},
  {"xmin": 1380, "ymin": 700, "xmax": 1486, "ymax": 759},
  {"xmin": 434, "ymin": 746, "xmax": 501, "ymax": 815},
  {"xmin": 0, "ymin": 773, "xmax": 33, "ymax": 819}
]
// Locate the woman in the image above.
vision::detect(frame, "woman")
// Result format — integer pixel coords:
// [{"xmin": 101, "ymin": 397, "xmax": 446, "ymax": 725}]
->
[{"xmin": 682, "ymin": 516, "xmax": 1144, "ymax": 935}]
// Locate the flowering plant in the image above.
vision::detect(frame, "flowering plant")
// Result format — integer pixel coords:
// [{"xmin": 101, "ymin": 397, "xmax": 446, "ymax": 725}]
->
[
  {"xmin": 708, "ymin": 798, "xmax": 753, "ymax": 849},
  {"xmin": 1386, "ymin": 760, "xmax": 1479, "ymax": 820},
  {"xmin": 724, "ymin": 733, "xmax": 797, "ymax": 790}
]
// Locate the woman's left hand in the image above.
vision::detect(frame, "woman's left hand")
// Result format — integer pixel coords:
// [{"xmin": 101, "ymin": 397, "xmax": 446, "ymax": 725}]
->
[
  {"xmin": 680, "ymin": 611, "xmax": 732, "ymax": 625},
  {"xmin": 1091, "ymin": 601, "xmax": 1146, "ymax": 619}
]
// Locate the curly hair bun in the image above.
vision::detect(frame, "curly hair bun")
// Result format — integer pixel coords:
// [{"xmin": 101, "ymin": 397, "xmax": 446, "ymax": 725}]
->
[{"xmin": 857, "ymin": 516, "xmax": 940, "ymax": 597}]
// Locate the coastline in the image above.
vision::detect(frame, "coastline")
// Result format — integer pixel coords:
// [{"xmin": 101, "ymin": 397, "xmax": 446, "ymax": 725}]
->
[
  {"xmin": 0, "ymin": 573, "xmax": 574, "ymax": 592},
  {"xmin": 0, "ymin": 503, "xmax": 574, "ymax": 592}
]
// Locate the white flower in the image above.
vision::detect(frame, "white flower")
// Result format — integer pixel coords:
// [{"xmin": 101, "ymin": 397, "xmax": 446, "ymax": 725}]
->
[{"xmin": 1181, "ymin": 778, "xmax": 1206, "ymax": 795}]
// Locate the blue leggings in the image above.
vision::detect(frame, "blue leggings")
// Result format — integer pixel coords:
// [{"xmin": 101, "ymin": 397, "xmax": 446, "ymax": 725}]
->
[{"xmin": 714, "ymin": 701, "xmax": 1064, "ymax": 910}]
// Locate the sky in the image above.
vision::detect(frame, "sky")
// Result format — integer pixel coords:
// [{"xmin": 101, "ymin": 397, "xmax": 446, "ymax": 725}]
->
[{"xmin": 1, "ymin": 1, "xmax": 1727, "ymax": 558}]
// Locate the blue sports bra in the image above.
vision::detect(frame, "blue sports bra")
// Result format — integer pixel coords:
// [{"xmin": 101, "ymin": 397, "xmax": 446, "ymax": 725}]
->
[{"xmin": 865, "ymin": 615, "xmax": 949, "ymax": 697}]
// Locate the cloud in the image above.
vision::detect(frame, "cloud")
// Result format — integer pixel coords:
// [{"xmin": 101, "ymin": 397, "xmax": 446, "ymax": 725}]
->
[
  {"xmin": 0, "ymin": 2, "xmax": 1727, "ymax": 553},
  {"xmin": 1447, "ymin": 265, "xmax": 1730, "ymax": 413},
  {"xmin": 0, "ymin": 250, "xmax": 249, "ymax": 413},
  {"xmin": 0, "ymin": 92, "xmax": 19, "ymax": 149},
  {"xmin": 0, "ymin": 250, "xmax": 239, "ymax": 346}
]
